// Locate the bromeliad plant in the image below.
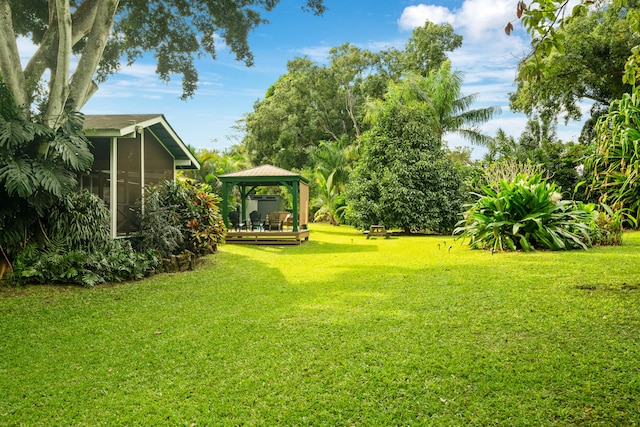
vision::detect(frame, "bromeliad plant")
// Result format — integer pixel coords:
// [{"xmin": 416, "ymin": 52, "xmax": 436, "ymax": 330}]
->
[{"xmin": 454, "ymin": 173, "xmax": 594, "ymax": 251}]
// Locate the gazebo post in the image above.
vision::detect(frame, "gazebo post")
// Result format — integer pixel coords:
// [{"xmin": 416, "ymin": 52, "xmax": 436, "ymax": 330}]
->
[
  {"xmin": 291, "ymin": 181, "xmax": 299, "ymax": 232},
  {"xmin": 221, "ymin": 181, "xmax": 230, "ymax": 229},
  {"xmin": 240, "ymin": 185, "xmax": 248, "ymax": 225}
]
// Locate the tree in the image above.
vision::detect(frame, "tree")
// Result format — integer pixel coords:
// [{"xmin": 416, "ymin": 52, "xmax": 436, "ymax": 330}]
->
[
  {"xmin": 307, "ymin": 139, "xmax": 351, "ymax": 224},
  {"xmin": 242, "ymin": 57, "xmax": 333, "ymax": 169},
  {"xmin": 510, "ymin": 1, "xmax": 638, "ymax": 135},
  {"xmin": 0, "ymin": 79, "xmax": 93, "ymax": 266},
  {"xmin": 241, "ymin": 21, "xmax": 464, "ymax": 169},
  {"xmin": 0, "ymin": 0, "xmax": 325, "ymax": 126},
  {"xmin": 184, "ymin": 147, "xmax": 250, "ymax": 189},
  {"xmin": 508, "ymin": 0, "xmax": 640, "ymax": 85},
  {"xmin": 484, "ymin": 128, "xmax": 520, "ymax": 163},
  {"xmin": 400, "ymin": 20, "xmax": 462, "ymax": 77},
  {"xmin": 346, "ymin": 78, "xmax": 463, "ymax": 233},
  {"xmin": 482, "ymin": 121, "xmax": 585, "ymax": 199},
  {"xmin": 399, "ymin": 62, "xmax": 500, "ymax": 147}
]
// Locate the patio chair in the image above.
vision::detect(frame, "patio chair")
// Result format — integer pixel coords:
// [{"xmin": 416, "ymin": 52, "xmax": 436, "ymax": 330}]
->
[
  {"xmin": 228, "ymin": 211, "xmax": 245, "ymax": 231},
  {"xmin": 267, "ymin": 211, "xmax": 283, "ymax": 231},
  {"xmin": 249, "ymin": 210, "xmax": 263, "ymax": 231}
]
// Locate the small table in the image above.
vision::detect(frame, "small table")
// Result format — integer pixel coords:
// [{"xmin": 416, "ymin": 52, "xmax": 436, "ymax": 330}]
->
[{"xmin": 367, "ymin": 225, "xmax": 390, "ymax": 239}]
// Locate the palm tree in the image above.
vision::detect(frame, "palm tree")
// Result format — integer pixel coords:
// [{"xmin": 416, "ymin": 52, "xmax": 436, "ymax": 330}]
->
[
  {"xmin": 307, "ymin": 139, "xmax": 351, "ymax": 225},
  {"xmin": 311, "ymin": 170, "xmax": 345, "ymax": 225},
  {"xmin": 382, "ymin": 61, "xmax": 500, "ymax": 147},
  {"xmin": 484, "ymin": 128, "xmax": 520, "ymax": 163}
]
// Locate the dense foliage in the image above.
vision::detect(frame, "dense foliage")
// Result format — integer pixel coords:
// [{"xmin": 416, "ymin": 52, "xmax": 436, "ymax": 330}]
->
[
  {"xmin": 135, "ymin": 180, "xmax": 225, "ymax": 258},
  {"xmin": 511, "ymin": 1, "xmax": 638, "ymax": 136},
  {"xmin": 454, "ymin": 173, "xmax": 607, "ymax": 252},
  {"xmin": 346, "ymin": 77, "xmax": 463, "ymax": 233},
  {"xmin": 0, "ymin": 79, "xmax": 93, "ymax": 268},
  {"xmin": 10, "ymin": 191, "xmax": 159, "ymax": 287},
  {"xmin": 1, "ymin": 0, "xmax": 326, "ymax": 127},
  {"xmin": 483, "ymin": 121, "xmax": 586, "ymax": 200},
  {"xmin": 586, "ymin": 86, "xmax": 640, "ymax": 225},
  {"xmin": 242, "ymin": 22, "xmax": 463, "ymax": 170}
]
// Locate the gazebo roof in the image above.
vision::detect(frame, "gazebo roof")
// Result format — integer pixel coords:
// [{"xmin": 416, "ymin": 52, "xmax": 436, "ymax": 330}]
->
[{"xmin": 220, "ymin": 164, "xmax": 308, "ymax": 185}]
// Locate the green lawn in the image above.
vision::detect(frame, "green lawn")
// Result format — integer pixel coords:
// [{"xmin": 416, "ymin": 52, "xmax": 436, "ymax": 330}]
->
[{"xmin": 2, "ymin": 223, "xmax": 640, "ymax": 426}]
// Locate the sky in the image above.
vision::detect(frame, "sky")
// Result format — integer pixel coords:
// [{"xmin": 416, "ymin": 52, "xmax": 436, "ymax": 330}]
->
[{"xmin": 22, "ymin": 0, "xmax": 588, "ymax": 159}]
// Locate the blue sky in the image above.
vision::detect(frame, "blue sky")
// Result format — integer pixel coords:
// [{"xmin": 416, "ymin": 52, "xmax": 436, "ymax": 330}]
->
[{"xmin": 22, "ymin": 0, "xmax": 587, "ymax": 158}]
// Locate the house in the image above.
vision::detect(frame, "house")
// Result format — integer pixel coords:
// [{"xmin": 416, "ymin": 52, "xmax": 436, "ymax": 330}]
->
[{"xmin": 81, "ymin": 114, "xmax": 199, "ymax": 237}]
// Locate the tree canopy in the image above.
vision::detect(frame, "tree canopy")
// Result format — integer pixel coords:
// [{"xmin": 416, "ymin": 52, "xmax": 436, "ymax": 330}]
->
[
  {"xmin": 0, "ymin": 0, "xmax": 326, "ymax": 127},
  {"xmin": 241, "ymin": 21, "xmax": 464, "ymax": 170},
  {"xmin": 509, "ymin": 0, "xmax": 639, "ymax": 82},
  {"xmin": 510, "ymin": 1, "xmax": 639, "ymax": 137}
]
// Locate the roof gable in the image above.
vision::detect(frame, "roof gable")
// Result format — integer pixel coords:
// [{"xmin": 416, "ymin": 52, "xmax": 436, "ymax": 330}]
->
[{"xmin": 83, "ymin": 114, "xmax": 199, "ymax": 170}]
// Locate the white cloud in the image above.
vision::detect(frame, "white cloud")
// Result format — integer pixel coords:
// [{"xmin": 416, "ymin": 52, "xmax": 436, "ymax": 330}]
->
[
  {"xmin": 455, "ymin": 0, "xmax": 516, "ymax": 42},
  {"xmin": 297, "ymin": 46, "xmax": 332, "ymax": 62},
  {"xmin": 117, "ymin": 63, "xmax": 158, "ymax": 79},
  {"xmin": 398, "ymin": 4, "xmax": 455, "ymax": 30}
]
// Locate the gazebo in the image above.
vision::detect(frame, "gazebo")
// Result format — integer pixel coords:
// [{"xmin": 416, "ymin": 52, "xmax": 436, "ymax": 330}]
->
[{"xmin": 219, "ymin": 165, "xmax": 310, "ymax": 244}]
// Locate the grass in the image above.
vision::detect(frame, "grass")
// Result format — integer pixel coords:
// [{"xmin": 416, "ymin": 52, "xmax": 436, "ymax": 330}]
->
[{"xmin": 2, "ymin": 223, "xmax": 640, "ymax": 426}]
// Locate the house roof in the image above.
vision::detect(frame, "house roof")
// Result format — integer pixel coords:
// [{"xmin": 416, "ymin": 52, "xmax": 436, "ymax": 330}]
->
[{"xmin": 83, "ymin": 114, "xmax": 199, "ymax": 170}]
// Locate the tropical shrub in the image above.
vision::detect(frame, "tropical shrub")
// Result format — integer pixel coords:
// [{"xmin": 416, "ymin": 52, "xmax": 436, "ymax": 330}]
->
[
  {"xmin": 586, "ymin": 86, "xmax": 640, "ymax": 226},
  {"xmin": 135, "ymin": 180, "xmax": 225, "ymax": 257},
  {"xmin": 134, "ymin": 185, "xmax": 184, "ymax": 258},
  {"xmin": 585, "ymin": 203, "xmax": 625, "ymax": 246},
  {"xmin": 0, "ymin": 80, "xmax": 93, "ymax": 265},
  {"xmin": 186, "ymin": 183, "xmax": 226, "ymax": 254},
  {"xmin": 8, "ymin": 190, "xmax": 159, "ymax": 287},
  {"xmin": 346, "ymin": 79, "xmax": 464, "ymax": 233},
  {"xmin": 47, "ymin": 190, "xmax": 113, "ymax": 253},
  {"xmin": 11, "ymin": 240, "xmax": 158, "ymax": 287},
  {"xmin": 454, "ymin": 173, "xmax": 594, "ymax": 251},
  {"xmin": 312, "ymin": 170, "xmax": 346, "ymax": 225}
]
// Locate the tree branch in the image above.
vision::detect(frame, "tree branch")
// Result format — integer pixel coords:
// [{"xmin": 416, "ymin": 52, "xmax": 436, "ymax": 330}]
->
[
  {"xmin": 68, "ymin": 0, "xmax": 119, "ymax": 111},
  {"xmin": 45, "ymin": 0, "xmax": 72, "ymax": 129},
  {"xmin": 0, "ymin": 0, "xmax": 28, "ymax": 114},
  {"xmin": 24, "ymin": 0, "xmax": 101, "ymax": 108}
]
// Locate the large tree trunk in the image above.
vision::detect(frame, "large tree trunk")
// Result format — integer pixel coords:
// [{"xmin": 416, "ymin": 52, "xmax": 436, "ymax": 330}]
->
[
  {"xmin": 0, "ymin": 0, "xmax": 118, "ymax": 127},
  {"xmin": 45, "ymin": 0, "xmax": 72, "ymax": 128},
  {"xmin": 0, "ymin": 0, "xmax": 28, "ymax": 114}
]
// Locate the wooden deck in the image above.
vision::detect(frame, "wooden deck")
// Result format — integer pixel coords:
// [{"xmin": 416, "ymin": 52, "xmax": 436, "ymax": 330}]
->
[{"xmin": 225, "ymin": 230, "xmax": 310, "ymax": 245}]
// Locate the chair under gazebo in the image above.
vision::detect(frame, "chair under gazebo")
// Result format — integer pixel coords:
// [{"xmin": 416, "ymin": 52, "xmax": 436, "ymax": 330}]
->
[{"xmin": 219, "ymin": 165, "xmax": 310, "ymax": 245}]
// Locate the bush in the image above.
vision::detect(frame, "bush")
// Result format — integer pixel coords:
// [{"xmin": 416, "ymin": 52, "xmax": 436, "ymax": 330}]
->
[
  {"xmin": 134, "ymin": 185, "xmax": 184, "ymax": 258},
  {"xmin": 8, "ymin": 191, "xmax": 159, "ymax": 287},
  {"xmin": 11, "ymin": 240, "xmax": 158, "ymax": 287},
  {"xmin": 135, "ymin": 180, "xmax": 225, "ymax": 257},
  {"xmin": 454, "ymin": 173, "xmax": 594, "ymax": 251},
  {"xmin": 585, "ymin": 203, "xmax": 624, "ymax": 246},
  {"xmin": 47, "ymin": 190, "xmax": 113, "ymax": 253}
]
